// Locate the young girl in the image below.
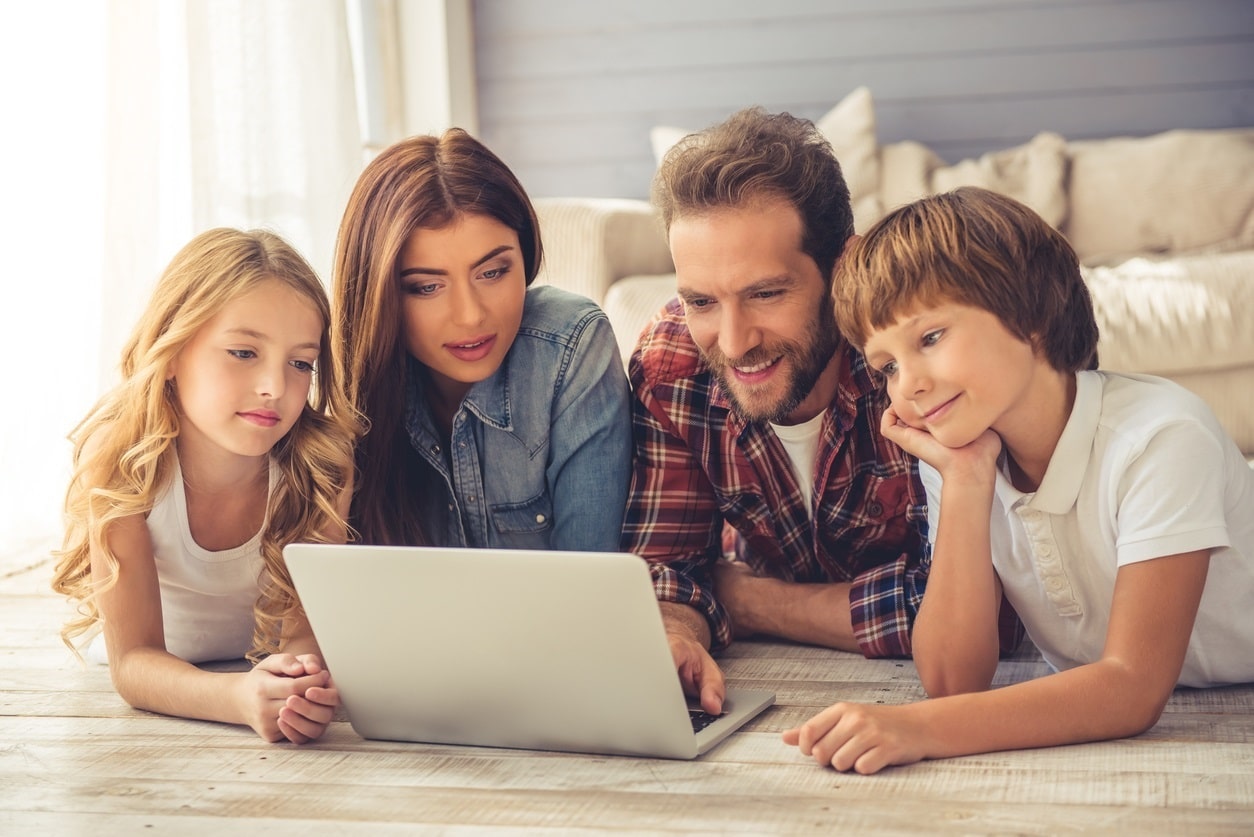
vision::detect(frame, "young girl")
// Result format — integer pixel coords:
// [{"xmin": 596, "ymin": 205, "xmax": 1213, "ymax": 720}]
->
[
  {"xmin": 332, "ymin": 129, "xmax": 632, "ymax": 549},
  {"xmin": 52, "ymin": 228, "xmax": 359, "ymax": 743},
  {"xmin": 785, "ymin": 187, "xmax": 1254, "ymax": 773}
]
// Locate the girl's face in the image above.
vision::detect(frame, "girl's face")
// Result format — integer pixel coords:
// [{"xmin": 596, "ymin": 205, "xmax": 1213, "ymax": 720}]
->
[
  {"xmin": 397, "ymin": 214, "xmax": 527, "ymax": 408},
  {"xmin": 169, "ymin": 278, "xmax": 322, "ymax": 462}
]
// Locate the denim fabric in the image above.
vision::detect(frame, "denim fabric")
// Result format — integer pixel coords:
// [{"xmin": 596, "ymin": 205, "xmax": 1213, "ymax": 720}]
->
[{"xmin": 404, "ymin": 284, "xmax": 632, "ymax": 551}]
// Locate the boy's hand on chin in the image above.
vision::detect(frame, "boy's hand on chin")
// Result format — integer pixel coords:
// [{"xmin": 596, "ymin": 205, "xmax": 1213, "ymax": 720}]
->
[{"xmin": 880, "ymin": 406, "xmax": 1001, "ymax": 482}]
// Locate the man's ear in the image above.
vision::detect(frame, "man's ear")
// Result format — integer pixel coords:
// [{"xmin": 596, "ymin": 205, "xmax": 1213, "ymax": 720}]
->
[{"xmin": 830, "ymin": 234, "xmax": 862, "ymax": 284}]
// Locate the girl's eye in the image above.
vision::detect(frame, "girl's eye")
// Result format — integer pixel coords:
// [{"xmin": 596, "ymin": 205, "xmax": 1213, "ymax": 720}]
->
[
  {"xmin": 880, "ymin": 360, "xmax": 898, "ymax": 378},
  {"xmin": 227, "ymin": 349, "xmax": 256, "ymax": 360},
  {"xmin": 290, "ymin": 359, "xmax": 316, "ymax": 374}
]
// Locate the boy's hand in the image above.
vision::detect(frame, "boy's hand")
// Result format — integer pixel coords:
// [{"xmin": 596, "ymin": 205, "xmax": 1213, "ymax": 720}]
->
[
  {"xmin": 880, "ymin": 405, "xmax": 1001, "ymax": 482},
  {"xmin": 783, "ymin": 701, "xmax": 933, "ymax": 775},
  {"xmin": 235, "ymin": 654, "xmax": 335, "ymax": 744}
]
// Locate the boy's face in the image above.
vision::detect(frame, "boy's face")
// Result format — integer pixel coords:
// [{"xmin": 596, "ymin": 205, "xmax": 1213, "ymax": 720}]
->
[{"xmin": 861, "ymin": 301, "xmax": 1043, "ymax": 449}]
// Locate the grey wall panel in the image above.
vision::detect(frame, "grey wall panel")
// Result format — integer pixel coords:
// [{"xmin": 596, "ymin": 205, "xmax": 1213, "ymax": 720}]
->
[{"xmin": 472, "ymin": 0, "xmax": 1254, "ymax": 198}]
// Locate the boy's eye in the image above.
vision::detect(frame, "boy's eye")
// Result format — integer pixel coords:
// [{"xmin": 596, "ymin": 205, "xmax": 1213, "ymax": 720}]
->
[
  {"xmin": 227, "ymin": 349, "xmax": 256, "ymax": 360},
  {"xmin": 921, "ymin": 329, "xmax": 944, "ymax": 347}
]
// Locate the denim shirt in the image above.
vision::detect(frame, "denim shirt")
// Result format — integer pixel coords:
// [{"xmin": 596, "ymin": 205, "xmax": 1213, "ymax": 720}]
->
[{"xmin": 403, "ymin": 284, "xmax": 632, "ymax": 551}]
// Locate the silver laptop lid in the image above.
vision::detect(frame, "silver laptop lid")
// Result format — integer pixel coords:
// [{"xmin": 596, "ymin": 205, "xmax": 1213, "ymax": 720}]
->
[{"xmin": 285, "ymin": 544, "xmax": 772, "ymax": 759}]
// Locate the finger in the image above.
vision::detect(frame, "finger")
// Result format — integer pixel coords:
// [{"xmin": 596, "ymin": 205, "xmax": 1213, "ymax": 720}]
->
[
  {"xmin": 277, "ymin": 713, "xmax": 313, "ymax": 745},
  {"xmin": 697, "ymin": 663, "xmax": 725, "ymax": 715},
  {"xmin": 781, "ymin": 727, "xmax": 801, "ymax": 746},
  {"xmin": 285, "ymin": 693, "xmax": 335, "ymax": 726},
  {"xmin": 294, "ymin": 654, "xmax": 325, "ymax": 675},
  {"xmin": 304, "ymin": 684, "xmax": 340, "ymax": 708},
  {"xmin": 278, "ymin": 703, "xmax": 326, "ymax": 743}
]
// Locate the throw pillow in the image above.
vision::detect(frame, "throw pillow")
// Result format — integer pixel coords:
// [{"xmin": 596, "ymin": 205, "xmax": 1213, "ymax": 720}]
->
[{"xmin": 1064, "ymin": 128, "xmax": 1254, "ymax": 265}]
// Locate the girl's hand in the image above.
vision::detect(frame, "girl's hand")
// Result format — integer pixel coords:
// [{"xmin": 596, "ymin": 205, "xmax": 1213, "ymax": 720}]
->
[
  {"xmin": 782, "ymin": 701, "xmax": 933, "ymax": 775},
  {"xmin": 879, "ymin": 405, "xmax": 1001, "ymax": 483},
  {"xmin": 277, "ymin": 654, "xmax": 341, "ymax": 744},
  {"xmin": 236, "ymin": 654, "xmax": 335, "ymax": 744}
]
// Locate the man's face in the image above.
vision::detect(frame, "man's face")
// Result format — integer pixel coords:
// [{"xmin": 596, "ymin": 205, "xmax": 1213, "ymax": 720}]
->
[{"xmin": 670, "ymin": 200, "xmax": 841, "ymax": 424}]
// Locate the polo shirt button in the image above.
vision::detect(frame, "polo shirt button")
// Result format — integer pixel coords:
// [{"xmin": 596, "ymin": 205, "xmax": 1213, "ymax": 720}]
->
[{"xmin": 536, "ymin": 514, "xmax": 546, "ymax": 523}]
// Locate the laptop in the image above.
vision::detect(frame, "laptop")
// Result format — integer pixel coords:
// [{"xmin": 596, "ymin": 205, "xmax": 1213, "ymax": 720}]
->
[{"xmin": 284, "ymin": 543, "xmax": 775, "ymax": 759}]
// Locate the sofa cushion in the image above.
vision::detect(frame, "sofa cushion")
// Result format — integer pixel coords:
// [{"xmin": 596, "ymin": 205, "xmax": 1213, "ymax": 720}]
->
[
  {"xmin": 876, "ymin": 133, "xmax": 1069, "ymax": 229},
  {"xmin": 1085, "ymin": 250, "xmax": 1254, "ymax": 453},
  {"xmin": 1064, "ymin": 128, "xmax": 1254, "ymax": 265},
  {"xmin": 604, "ymin": 273, "xmax": 680, "ymax": 365}
]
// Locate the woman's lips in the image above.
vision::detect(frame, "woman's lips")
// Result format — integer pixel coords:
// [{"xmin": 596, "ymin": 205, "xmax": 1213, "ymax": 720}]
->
[{"xmin": 446, "ymin": 334, "xmax": 496, "ymax": 362}]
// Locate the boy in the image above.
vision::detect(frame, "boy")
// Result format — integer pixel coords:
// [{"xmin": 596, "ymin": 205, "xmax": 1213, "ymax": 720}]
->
[{"xmin": 784, "ymin": 187, "xmax": 1254, "ymax": 774}]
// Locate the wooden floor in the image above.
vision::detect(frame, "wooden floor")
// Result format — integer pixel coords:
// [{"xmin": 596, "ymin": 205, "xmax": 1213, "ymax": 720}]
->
[{"xmin": 3, "ymin": 541, "xmax": 1252, "ymax": 835}]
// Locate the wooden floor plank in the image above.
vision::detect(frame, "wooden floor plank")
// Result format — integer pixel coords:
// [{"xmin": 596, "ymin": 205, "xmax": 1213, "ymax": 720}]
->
[{"xmin": 2, "ymin": 543, "xmax": 1252, "ymax": 833}]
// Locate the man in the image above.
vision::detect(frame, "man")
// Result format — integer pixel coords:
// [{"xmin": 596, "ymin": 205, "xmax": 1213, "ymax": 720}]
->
[{"xmin": 622, "ymin": 107, "xmax": 931, "ymax": 713}]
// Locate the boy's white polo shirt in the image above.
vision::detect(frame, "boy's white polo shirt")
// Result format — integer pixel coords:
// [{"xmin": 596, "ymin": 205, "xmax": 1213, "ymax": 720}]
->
[{"xmin": 920, "ymin": 370, "xmax": 1254, "ymax": 687}]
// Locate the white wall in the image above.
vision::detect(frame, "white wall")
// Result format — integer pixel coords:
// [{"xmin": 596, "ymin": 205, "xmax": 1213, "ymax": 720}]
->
[{"xmin": 472, "ymin": 0, "xmax": 1254, "ymax": 198}]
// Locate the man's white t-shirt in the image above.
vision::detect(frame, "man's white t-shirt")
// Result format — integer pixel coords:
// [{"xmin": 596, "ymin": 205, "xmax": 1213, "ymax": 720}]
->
[
  {"xmin": 771, "ymin": 410, "xmax": 826, "ymax": 515},
  {"xmin": 920, "ymin": 370, "xmax": 1254, "ymax": 687}
]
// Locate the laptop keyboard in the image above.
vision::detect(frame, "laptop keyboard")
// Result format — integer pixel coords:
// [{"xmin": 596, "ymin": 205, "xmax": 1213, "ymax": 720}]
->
[{"xmin": 689, "ymin": 709, "xmax": 723, "ymax": 733}]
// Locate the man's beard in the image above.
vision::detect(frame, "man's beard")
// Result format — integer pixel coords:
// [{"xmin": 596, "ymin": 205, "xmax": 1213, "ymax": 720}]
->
[{"xmin": 703, "ymin": 301, "xmax": 841, "ymax": 424}]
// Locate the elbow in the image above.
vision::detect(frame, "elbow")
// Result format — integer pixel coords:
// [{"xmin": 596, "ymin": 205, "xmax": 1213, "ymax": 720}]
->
[
  {"xmin": 913, "ymin": 643, "xmax": 997, "ymax": 699},
  {"xmin": 917, "ymin": 664, "xmax": 993, "ymax": 699}
]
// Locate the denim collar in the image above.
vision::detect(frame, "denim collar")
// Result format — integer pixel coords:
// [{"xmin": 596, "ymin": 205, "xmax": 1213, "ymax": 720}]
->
[{"xmin": 404, "ymin": 353, "xmax": 514, "ymax": 447}]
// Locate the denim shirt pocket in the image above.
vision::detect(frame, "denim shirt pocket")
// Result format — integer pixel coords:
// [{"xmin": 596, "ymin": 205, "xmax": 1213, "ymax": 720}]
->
[{"xmin": 489, "ymin": 492, "xmax": 555, "ymax": 547}]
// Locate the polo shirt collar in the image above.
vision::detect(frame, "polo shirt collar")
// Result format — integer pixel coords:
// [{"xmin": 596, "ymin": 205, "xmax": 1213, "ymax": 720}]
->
[{"xmin": 1001, "ymin": 370, "xmax": 1097, "ymax": 515}]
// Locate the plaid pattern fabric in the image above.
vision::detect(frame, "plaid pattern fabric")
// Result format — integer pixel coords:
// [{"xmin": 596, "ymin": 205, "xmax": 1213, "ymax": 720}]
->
[{"xmin": 621, "ymin": 299, "xmax": 931, "ymax": 657}]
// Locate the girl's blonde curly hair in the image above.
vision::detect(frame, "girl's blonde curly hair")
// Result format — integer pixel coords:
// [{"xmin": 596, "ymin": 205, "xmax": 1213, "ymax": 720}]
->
[{"xmin": 52, "ymin": 228, "xmax": 360, "ymax": 661}]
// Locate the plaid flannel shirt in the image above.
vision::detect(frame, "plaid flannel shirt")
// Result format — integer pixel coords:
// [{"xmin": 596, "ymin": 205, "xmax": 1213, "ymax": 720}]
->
[{"xmin": 621, "ymin": 299, "xmax": 931, "ymax": 657}]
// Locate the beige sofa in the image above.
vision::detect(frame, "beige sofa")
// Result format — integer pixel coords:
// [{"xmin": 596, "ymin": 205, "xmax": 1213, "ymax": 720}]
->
[{"xmin": 533, "ymin": 89, "xmax": 1254, "ymax": 455}]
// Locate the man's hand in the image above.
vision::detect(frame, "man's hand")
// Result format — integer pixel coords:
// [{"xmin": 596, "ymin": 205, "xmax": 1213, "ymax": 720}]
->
[{"xmin": 660, "ymin": 602, "xmax": 725, "ymax": 714}]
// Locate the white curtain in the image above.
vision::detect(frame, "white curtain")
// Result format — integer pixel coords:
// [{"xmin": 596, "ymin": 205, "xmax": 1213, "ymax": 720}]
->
[{"xmin": 0, "ymin": 0, "xmax": 365, "ymax": 556}]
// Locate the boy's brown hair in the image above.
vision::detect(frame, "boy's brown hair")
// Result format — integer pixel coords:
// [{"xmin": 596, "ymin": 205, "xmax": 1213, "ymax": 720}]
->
[{"xmin": 834, "ymin": 186, "xmax": 1099, "ymax": 373}]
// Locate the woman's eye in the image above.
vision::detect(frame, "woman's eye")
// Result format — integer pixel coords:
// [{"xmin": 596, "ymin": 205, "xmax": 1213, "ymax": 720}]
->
[
  {"xmin": 405, "ymin": 282, "xmax": 440, "ymax": 297},
  {"xmin": 227, "ymin": 349, "xmax": 256, "ymax": 360},
  {"xmin": 481, "ymin": 266, "xmax": 506, "ymax": 280}
]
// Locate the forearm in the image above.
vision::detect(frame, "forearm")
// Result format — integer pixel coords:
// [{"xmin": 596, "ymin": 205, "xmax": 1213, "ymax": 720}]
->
[
  {"xmin": 109, "ymin": 646, "xmax": 250, "ymax": 726},
  {"xmin": 911, "ymin": 477, "xmax": 1001, "ymax": 696},
  {"xmin": 912, "ymin": 658, "xmax": 1173, "ymax": 761},
  {"xmin": 660, "ymin": 601, "xmax": 712, "ymax": 649},
  {"xmin": 729, "ymin": 576, "xmax": 857, "ymax": 651}
]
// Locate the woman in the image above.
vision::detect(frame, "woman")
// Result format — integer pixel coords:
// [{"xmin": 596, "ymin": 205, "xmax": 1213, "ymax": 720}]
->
[{"xmin": 332, "ymin": 129, "xmax": 631, "ymax": 550}]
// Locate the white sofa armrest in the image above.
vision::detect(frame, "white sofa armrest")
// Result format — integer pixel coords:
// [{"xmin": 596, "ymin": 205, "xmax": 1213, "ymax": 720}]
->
[{"xmin": 533, "ymin": 197, "xmax": 674, "ymax": 306}]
